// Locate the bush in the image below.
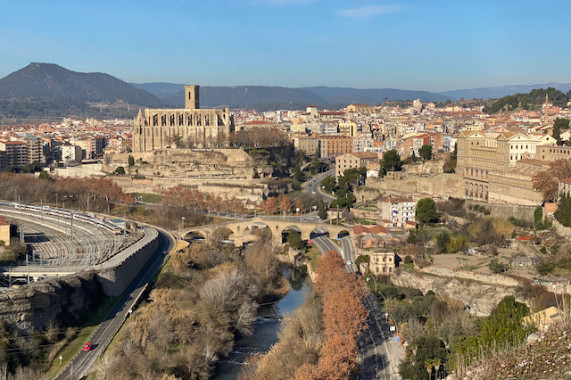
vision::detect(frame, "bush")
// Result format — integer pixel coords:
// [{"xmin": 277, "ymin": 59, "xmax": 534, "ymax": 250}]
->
[
  {"xmin": 536, "ymin": 262, "xmax": 555, "ymax": 275},
  {"xmin": 488, "ymin": 259, "xmax": 507, "ymax": 274}
]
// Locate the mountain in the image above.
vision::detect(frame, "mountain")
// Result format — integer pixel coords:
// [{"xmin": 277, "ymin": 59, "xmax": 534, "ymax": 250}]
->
[
  {"xmin": 0, "ymin": 63, "xmax": 165, "ymax": 107},
  {"xmin": 439, "ymin": 82, "xmax": 571, "ymax": 100},
  {"xmin": 303, "ymin": 86, "xmax": 453, "ymax": 104},
  {"xmin": 132, "ymin": 83, "xmax": 453, "ymax": 109},
  {"xmin": 129, "ymin": 82, "xmax": 183, "ymax": 102}
]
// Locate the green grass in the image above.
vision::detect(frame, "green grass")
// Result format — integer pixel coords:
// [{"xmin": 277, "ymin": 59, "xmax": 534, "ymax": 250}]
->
[
  {"xmin": 305, "ymin": 245, "xmax": 322, "ymax": 271},
  {"xmin": 353, "ymin": 218, "xmax": 376, "ymax": 225},
  {"xmin": 40, "ymin": 296, "xmax": 119, "ymax": 380},
  {"xmin": 133, "ymin": 193, "xmax": 163, "ymax": 204}
]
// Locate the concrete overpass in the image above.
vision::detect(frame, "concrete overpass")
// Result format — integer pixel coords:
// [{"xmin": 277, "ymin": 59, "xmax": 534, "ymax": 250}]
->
[{"xmin": 179, "ymin": 216, "xmax": 352, "ymax": 247}]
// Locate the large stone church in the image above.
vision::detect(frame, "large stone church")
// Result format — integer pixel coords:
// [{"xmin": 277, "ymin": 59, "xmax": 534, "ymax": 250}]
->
[{"xmin": 132, "ymin": 85, "xmax": 234, "ymax": 152}]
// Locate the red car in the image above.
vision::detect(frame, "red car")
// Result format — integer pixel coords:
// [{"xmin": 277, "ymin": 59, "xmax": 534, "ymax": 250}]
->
[{"xmin": 82, "ymin": 341, "xmax": 92, "ymax": 352}]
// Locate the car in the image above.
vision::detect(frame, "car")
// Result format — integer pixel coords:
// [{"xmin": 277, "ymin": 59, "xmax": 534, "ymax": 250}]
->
[
  {"xmin": 347, "ymin": 261, "xmax": 352, "ymax": 266},
  {"xmin": 82, "ymin": 341, "xmax": 93, "ymax": 352}
]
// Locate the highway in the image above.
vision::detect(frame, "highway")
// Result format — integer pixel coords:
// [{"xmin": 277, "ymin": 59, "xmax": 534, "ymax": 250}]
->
[
  {"xmin": 55, "ymin": 229, "xmax": 175, "ymax": 380},
  {"xmin": 310, "ymin": 230, "xmax": 402, "ymax": 379}
]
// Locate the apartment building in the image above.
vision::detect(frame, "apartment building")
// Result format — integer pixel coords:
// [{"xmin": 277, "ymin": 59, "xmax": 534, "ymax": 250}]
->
[
  {"xmin": 377, "ymin": 196, "xmax": 416, "ymax": 226},
  {"xmin": 25, "ymin": 136, "xmax": 43, "ymax": 164},
  {"xmin": 335, "ymin": 152, "xmax": 378, "ymax": 178},
  {"xmin": 0, "ymin": 141, "xmax": 27, "ymax": 167},
  {"xmin": 319, "ymin": 135, "xmax": 353, "ymax": 159}
]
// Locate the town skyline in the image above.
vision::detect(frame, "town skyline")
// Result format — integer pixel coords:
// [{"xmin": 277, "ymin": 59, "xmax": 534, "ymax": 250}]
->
[{"xmin": 1, "ymin": 1, "xmax": 571, "ymax": 92}]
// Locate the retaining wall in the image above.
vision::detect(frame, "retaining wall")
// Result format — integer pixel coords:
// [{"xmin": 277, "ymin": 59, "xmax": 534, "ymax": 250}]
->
[{"xmin": 96, "ymin": 228, "xmax": 159, "ymax": 296}]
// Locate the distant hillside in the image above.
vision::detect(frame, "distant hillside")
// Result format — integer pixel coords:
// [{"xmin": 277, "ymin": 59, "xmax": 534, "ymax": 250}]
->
[
  {"xmin": 304, "ymin": 86, "xmax": 453, "ymax": 104},
  {"xmin": 0, "ymin": 63, "xmax": 164, "ymax": 106},
  {"xmin": 440, "ymin": 82, "xmax": 571, "ymax": 100},
  {"xmin": 0, "ymin": 63, "xmax": 166, "ymax": 121},
  {"xmin": 132, "ymin": 83, "xmax": 452, "ymax": 109},
  {"xmin": 129, "ymin": 82, "xmax": 182, "ymax": 102},
  {"xmin": 482, "ymin": 87, "xmax": 571, "ymax": 114}
]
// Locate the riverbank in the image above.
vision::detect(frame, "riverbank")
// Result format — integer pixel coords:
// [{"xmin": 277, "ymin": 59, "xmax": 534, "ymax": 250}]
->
[{"xmin": 212, "ymin": 267, "xmax": 311, "ymax": 380}]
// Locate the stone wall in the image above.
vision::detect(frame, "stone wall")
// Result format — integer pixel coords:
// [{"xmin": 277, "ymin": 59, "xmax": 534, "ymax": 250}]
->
[
  {"xmin": 96, "ymin": 229, "xmax": 159, "ymax": 297},
  {"xmin": 357, "ymin": 173, "xmax": 464, "ymax": 203},
  {"xmin": 466, "ymin": 200, "xmax": 537, "ymax": 222},
  {"xmin": 552, "ymin": 219, "xmax": 571, "ymax": 239}
]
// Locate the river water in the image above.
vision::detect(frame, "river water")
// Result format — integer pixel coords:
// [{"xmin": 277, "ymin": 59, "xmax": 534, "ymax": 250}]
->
[{"xmin": 212, "ymin": 268, "xmax": 309, "ymax": 380}]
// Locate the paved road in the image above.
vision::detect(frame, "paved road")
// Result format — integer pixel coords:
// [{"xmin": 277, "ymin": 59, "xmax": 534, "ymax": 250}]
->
[
  {"xmin": 55, "ymin": 229, "xmax": 175, "ymax": 380},
  {"xmin": 304, "ymin": 170, "xmax": 336, "ymax": 203},
  {"xmin": 310, "ymin": 231, "xmax": 403, "ymax": 379}
]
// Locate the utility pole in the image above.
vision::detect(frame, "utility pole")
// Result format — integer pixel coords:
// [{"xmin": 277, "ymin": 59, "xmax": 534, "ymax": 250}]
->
[{"xmin": 123, "ymin": 210, "xmax": 126, "ymax": 244}]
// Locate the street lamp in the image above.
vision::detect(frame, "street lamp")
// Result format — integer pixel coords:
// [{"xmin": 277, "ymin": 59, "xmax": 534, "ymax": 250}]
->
[{"xmin": 365, "ymin": 274, "xmax": 398, "ymax": 336}]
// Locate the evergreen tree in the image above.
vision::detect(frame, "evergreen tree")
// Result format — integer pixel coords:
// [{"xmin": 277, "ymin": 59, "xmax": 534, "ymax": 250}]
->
[{"xmin": 416, "ymin": 198, "xmax": 438, "ymax": 224}]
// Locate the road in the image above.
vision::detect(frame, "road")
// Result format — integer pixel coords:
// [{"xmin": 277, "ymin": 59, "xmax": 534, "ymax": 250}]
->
[
  {"xmin": 55, "ymin": 229, "xmax": 175, "ymax": 380},
  {"xmin": 310, "ymin": 230, "xmax": 403, "ymax": 379},
  {"xmin": 304, "ymin": 170, "xmax": 336, "ymax": 203}
]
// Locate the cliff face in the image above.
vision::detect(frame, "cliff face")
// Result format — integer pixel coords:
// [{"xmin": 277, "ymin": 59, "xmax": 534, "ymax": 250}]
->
[
  {"xmin": 390, "ymin": 270, "xmax": 525, "ymax": 316},
  {"xmin": 0, "ymin": 272, "xmax": 104, "ymax": 333}
]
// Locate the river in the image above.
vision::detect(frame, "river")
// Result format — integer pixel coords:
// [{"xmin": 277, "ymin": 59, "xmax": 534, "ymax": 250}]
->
[{"xmin": 212, "ymin": 267, "xmax": 309, "ymax": 380}]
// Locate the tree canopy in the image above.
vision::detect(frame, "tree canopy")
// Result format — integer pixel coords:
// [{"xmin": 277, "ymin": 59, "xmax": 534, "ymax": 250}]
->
[
  {"xmin": 418, "ymin": 145, "xmax": 433, "ymax": 160},
  {"xmin": 379, "ymin": 149, "xmax": 403, "ymax": 177},
  {"xmin": 416, "ymin": 198, "xmax": 438, "ymax": 224}
]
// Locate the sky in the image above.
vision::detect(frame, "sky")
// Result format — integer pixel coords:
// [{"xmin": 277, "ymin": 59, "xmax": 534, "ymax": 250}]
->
[{"xmin": 0, "ymin": 0, "xmax": 570, "ymax": 92}]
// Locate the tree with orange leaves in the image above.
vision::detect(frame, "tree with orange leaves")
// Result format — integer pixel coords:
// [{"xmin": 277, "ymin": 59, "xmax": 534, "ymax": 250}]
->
[
  {"xmin": 532, "ymin": 159, "xmax": 571, "ymax": 200},
  {"xmin": 279, "ymin": 196, "xmax": 291, "ymax": 215},
  {"xmin": 293, "ymin": 249, "xmax": 368, "ymax": 380},
  {"xmin": 264, "ymin": 197, "xmax": 279, "ymax": 214}
]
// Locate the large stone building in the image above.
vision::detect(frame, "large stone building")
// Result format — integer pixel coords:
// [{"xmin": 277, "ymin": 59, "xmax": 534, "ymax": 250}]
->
[
  {"xmin": 132, "ymin": 85, "xmax": 234, "ymax": 152},
  {"xmin": 456, "ymin": 130, "xmax": 556, "ymax": 202}
]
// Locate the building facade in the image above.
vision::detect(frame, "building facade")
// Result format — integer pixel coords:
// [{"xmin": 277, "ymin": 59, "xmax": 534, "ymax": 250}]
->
[
  {"xmin": 0, "ymin": 141, "xmax": 27, "ymax": 167},
  {"xmin": 335, "ymin": 152, "xmax": 378, "ymax": 178},
  {"xmin": 368, "ymin": 250, "xmax": 396, "ymax": 275},
  {"xmin": 559, "ymin": 178, "xmax": 571, "ymax": 199},
  {"xmin": 456, "ymin": 130, "xmax": 556, "ymax": 202},
  {"xmin": 132, "ymin": 85, "xmax": 234, "ymax": 152},
  {"xmin": 377, "ymin": 196, "xmax": 416, "ymax": 226}
]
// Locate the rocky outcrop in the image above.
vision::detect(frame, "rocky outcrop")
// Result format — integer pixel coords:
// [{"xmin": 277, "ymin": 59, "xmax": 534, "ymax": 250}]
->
[
  {"xmin": 0, "ymin": 272, "xmax": 104, "ymax": 332},
  {"xmin": 103, "ymin": 148, "xmax": 272, "ymax": 180},
  {"xmin": 391, "ymin": 269, "xmax": 525, "ymax": 316}
]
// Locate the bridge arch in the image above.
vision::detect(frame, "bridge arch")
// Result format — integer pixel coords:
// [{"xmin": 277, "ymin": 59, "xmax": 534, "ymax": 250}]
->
[{"xmin": 280, "ymin": 225, "xmax": 305, "ymax": 244}]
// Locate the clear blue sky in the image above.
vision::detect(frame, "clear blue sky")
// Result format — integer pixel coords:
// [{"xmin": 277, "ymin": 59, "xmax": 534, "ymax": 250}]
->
[{"xmin": 1, "ymin": 0, "xmax": 570, "ymax": 92}]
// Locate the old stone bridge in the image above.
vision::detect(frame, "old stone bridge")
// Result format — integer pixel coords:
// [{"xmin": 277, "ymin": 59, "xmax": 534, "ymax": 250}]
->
[{"xmin": 179, "ymin": 217, "xmax": 352, "ymax": 247}]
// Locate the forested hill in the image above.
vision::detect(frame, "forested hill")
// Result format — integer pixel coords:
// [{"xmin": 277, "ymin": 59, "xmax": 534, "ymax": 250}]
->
[
  {"xmin": 0, "ymin": 63, "xmax": 164, "ymax": 106},
  {"xmin": 482, "ymin": 87, "xmax": 571, "ymax": 114},
  {"xmin": 0, "ymin": 63, "xmax": 166, "ymax": 121}
]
